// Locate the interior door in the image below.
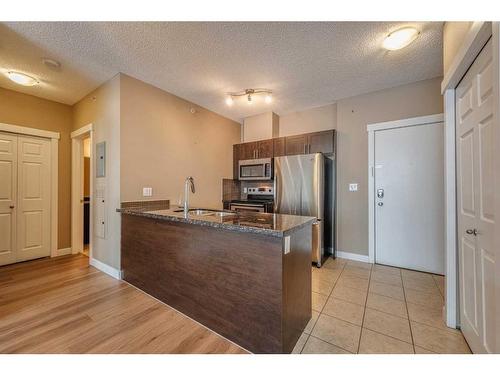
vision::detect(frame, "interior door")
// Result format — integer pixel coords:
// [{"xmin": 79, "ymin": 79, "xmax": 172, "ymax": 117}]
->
[
  {"xmin": 456, "ymin": 38, "xmax": 495, "ymax": 354},
  {"xmin": 16, "ymin": 135, "xmax": 51, "ymax": 262},
  {"xmin": 0, "ymin": 132, "xmax": 18, "ymax": 266},
  {"xmin": 374, "ymin": 121, "xmax": 445, "ymax": 274}
]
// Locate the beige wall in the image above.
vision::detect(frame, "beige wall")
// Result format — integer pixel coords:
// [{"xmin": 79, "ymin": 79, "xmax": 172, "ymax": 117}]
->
[
  {"xmin": 336, "ymin": 77, "xmax": 443, "ymax": 255},
  {"xmin": 443, "ymin": 22, "xmax": 474, "ymax": 76},
  {"xmin": 0, "ymin": 87, "xmax": 72, "ymax": 249},
  {"xmin": 120, "ymin": 74, "xmax": 241, "ymax": 210},
  {"xmin": 279, "ymin": 103, "xmax": 337, "ymax": 137},
  {"xmin": 73, "ymin": 75, "xmax": 121, "ymax": 269},
  {"xmin": 242, "ymin": 111, "xmax": 279, "ymax": 142}
]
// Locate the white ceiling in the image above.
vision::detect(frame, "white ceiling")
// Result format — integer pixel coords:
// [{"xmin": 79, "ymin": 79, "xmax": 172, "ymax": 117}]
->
[{"xmin": 0, "ymin": 22, "xmax": 443, "ymax": 122}]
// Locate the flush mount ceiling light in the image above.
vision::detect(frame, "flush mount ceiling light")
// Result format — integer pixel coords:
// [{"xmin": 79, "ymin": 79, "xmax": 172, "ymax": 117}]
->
[
  {"xmin": 225, "ymin": 88, "xmax": 272, "ymax": 106},
  {"xmin": 382, "ymin": 27, "xmax": 420, "ymax": 51},
  {"xmin": 6, "ymin": 71, "xmax": 39, "ymax": 86}
]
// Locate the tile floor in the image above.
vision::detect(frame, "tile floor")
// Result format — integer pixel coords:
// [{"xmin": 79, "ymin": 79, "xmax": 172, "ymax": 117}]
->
[{"xmin": 293, "ymin": 257, "xmax": 471, "ymax": 354}]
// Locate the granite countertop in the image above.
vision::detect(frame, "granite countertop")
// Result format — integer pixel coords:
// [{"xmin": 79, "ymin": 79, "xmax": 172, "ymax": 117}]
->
[{"xmin": 117, "ymin": 206, "xmax": 315, "ymax": 237}]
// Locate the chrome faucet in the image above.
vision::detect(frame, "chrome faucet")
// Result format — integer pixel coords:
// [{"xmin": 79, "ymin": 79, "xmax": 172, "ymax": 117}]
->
[{"xmin": 183, "ymin": 176, "xmax": 195, "ymax": 215}]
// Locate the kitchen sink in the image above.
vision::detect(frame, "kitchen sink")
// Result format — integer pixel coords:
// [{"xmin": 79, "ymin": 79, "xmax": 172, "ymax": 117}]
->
[{"xmin": 173, "ymin": 208, "xmax": 235, "ymax": 217}]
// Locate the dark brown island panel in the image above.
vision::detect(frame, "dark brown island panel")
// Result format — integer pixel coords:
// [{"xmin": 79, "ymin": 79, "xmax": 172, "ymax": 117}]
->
[{"xmin": 120, "ymin": 208, "xmax": 313, "ymax": 353}]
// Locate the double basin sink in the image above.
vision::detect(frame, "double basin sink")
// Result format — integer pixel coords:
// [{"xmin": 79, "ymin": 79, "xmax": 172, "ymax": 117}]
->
[{"xmin": 173, "ymin": 208, "xmax": 236, "ymax": 217}]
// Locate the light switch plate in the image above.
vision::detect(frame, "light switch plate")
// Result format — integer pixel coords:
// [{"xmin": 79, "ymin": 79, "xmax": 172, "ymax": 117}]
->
[
  {"xmin": 283, "ymin": 236, "xmax": 290, "ymax": 254},
  {"xmin": 142, "ymin": 187, "xmax": 153, "ymax": 197},
  {"xmin": 349, "ymin": 183, "xmax": 358, "ymax": 192}
]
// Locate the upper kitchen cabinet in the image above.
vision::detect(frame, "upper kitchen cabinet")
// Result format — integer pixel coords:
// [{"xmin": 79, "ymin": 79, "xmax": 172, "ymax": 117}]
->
[
  {"xmin": 284, "ymin": 134, "xmax": 309, "ymax": 155},
  {"xmin": 273, "ymin": 137, "xmax": 286, "ymax": 157},
  {"xmin": 240, "ymin": 140, "xmax": 274, "ymax": 160},
  {"xmin": 257, "ymin": 139, "xmax": 273, "ymax": 158},
  {"xmin": 308, "ymin": 130, "xmax": 335, "ymax": 154},
  {"xmin": 284, "ymin": 130, "xmax": 335, "ymax": 156}
]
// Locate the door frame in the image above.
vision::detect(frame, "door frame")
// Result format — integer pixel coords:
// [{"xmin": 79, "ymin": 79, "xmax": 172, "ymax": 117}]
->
[
  {"xmin": 367, "ymin": 113, "xmax": 445, "ymax": 262},
  {"xmin": 71, "ymin": 124, "xmax": 93, "ymax": 259},
  {"xmin": 0, "ymin": 122, "xmax": 59, "ymax": 258},
  {"xmin": 441, "ymin": 22, "xmax": 498, "ymax": 334}
]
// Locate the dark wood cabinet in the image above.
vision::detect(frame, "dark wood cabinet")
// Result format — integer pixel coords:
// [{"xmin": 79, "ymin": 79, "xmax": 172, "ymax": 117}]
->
[
  {"xmin": 273, "ymin": 137, "xmax": 286, "ymax": 157},
  {"xmin": 233, "ymin": 144, "xmax": 243, "ymax": 179},
  {"xmin": 309, "ymin": 130, "xmax": 335, "ymax": 154},
  {"xmin": 257, "ymin": 139, "xmax": 273, "ymax": 158},
  {"xmin": 232, "ymin": 130, "xmax": 335, "ymax": 176},
  {"xmin": 284, "ymin": 134, "xmax": 309, "ymax": 156}
]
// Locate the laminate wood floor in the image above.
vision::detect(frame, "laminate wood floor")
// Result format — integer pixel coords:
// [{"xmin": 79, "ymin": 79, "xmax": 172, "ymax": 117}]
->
[{"xmin": 0, "ymin": 254, "xmax": 247, "ymax": 354}]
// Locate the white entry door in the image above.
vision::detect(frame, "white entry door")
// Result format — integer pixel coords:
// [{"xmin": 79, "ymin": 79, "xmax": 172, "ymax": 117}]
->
[
  {"xmin": 374, "ymin": 121, "xmax": 445, "ymax": 274},
  {"xmin": 0, "ymin": 132, "xmax": 51, "ymax": 266},
  {"xmin": 0, "ymin": 133, "xmax": 18, "ymax": 266},
  {"xmin": 456, "ymin": 38, "xmax": 495, "ymax": 354}
]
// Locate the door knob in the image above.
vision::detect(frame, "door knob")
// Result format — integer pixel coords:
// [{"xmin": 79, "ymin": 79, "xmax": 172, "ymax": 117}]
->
[
  {"xmin": 9, "ymin": 205, "xmax": 14, "ymax": 209},
  {"xmin": 466, "ymin": 229, "xmax": 478, "ymax": 236},
  {"xmin": 377, "ymin": 202, "xmax": 384, "ymax": 206},
  {"xmin": 377, "ymin": 189, "xmax": 384, "ymax": 198}
]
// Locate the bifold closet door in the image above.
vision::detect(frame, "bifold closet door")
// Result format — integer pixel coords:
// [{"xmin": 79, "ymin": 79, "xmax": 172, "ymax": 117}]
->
[
  {"xmin": 0, "ymin": 132, "xmax": 18, "ymax": 266},
  {"xmin": 16, "ymin": 135, "xmax": 51, "ymax": 262}
]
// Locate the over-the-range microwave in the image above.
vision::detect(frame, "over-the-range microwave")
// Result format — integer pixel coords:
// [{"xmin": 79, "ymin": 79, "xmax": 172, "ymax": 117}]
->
[{"xmin": 238, "ymin": 158, "xmax": 273, "ymax": 180}]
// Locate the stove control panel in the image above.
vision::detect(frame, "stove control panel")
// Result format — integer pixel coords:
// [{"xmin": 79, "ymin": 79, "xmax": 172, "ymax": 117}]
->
[{"xmin": 247, "ymin": 187, "xmax": 274, "ymax": 195}]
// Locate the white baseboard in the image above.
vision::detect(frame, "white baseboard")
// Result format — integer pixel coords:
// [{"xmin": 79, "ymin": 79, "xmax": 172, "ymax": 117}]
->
[
  {"xmin": 89, "ymin": 257, "xmax": 122, "ymax": 280},
  {"xmin": 55, "ymin": 247, "xmax": 72, "ymax": 256},
  {"xmin": 336, "ymin": 250, "xmax": 372, "ymax": 263}
]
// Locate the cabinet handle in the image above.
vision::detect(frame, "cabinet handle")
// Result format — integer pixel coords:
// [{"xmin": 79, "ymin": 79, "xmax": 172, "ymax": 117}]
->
[
  {"xmin": 9, "ymin": 205, "xmax": 15, "ymax": 209},
  {"xmin": 304, "ymin": 144, "xmax": 307, "ymax": 154}
]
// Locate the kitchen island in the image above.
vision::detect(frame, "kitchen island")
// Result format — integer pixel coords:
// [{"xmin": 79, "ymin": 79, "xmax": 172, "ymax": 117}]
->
[{"xmin": 118, "ymin": 205, "xmax": 314, "ymax": 353}]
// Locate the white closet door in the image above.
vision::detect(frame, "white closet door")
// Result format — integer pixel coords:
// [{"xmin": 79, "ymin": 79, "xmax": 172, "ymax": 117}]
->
[
  {"xmin": 16, "ymin": 135, "xmax": 51, "ymax": 262},
  {"xmin": 456, "ymin": 38, "xmax": 495, "ymax": 353},
  {"xmin": 0, "ymin": 132, "xmax": 18, "ymax": 266}
]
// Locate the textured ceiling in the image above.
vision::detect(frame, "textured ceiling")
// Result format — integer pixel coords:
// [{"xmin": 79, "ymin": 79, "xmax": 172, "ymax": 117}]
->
[{"xmin": 0, "ymin": 22, "xmax": 443, "ymax": 122}]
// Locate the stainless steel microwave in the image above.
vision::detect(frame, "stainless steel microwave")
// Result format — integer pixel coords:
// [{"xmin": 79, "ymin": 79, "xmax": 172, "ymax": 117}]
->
[{"xmin": 238, "ymin": 158, "xmax": 273, "ymax": 180}]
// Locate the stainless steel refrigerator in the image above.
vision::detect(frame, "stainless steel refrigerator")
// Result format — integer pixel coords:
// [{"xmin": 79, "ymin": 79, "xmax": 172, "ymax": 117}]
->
[{"xmin": 274, "ymin": 153, "xmax": 334, "ymax": 267}]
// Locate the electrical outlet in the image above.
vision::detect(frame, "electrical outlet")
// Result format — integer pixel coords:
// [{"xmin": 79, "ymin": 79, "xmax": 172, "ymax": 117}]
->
[
  {"xmin": 349, "ymin": 183, "xmax": 358, "ymax": 192},
  {"xmin": 142, "ymin": 187, "xmax": 153, "ymax": 197}
]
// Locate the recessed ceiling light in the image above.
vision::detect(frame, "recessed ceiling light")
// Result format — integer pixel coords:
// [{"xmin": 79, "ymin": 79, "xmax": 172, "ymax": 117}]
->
[
  {"xmin": 383, "ymin": 27, "xmax": 419, "ymax": 51},
  {"xmin": 6, "ymin": 71, "xmax": 39, "ymax": 86}
]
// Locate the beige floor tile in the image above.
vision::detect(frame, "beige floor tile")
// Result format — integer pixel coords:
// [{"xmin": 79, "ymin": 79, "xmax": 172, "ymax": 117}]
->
[
  {"xmin": 336, "ymin": 275, "xmax": 369, "ymax": 292},
  {"xmin": 369, "ymin": 281, "xmax": 405, "ymax": 301},
  {"xmin": 313, "ymin": 267, "xmax": 341, "ymax": 283},
  {"xmin": 363, "ymin": 308, "xmax": 412, "ymax": 343},
  {"xmin": 403, "ymin": 277, "xmax": 439, "ymax": 293},
  {"xmin": 322, "ymin": 257, "xmax": 346, "ymax": 271},
  {"xmin": 411, "ymin": 321, "xmax": 471, "ymax": 354},
  {"xmin": 359, "ymin": 328, "xmax": 414, "ymax": 354},
  {"xmin": 312, "ymin": 292, "xmax": 328, "ymax": 312},
  {"xmin": 323, "ymin": 297, "xmax": 364, "ymax": 325},
  {"xmin": 370, "ymin": 271, "xmax": 403, "ymax": 286},
  {"xmin": 405, "ymin": 288, "xmax": 444, "ymax": 309},
  {"xmin": 311, "ymin": 314, "xmax": 361, "ymax": 353},
  {"xmin": 292, "ymin": 332, "xmax": 309, "ymax": 354},
  {"xmin": 304, "ymin": 310, "xmax": 320, "ymax": 334},
  {"xmin": 332, "ymin": 284, "xmax": 367, "ymax": 306},
  {"xmin": 401, "ymin": 269, "xmax": 435, "ymax": 282},
  {"xmin": 414, "ymin": 345, "xmax": 437, "ymax": 354},
  {"xmin": 312, "ymin": 274, "xmax": 335, "ymax": 296},
  {"xmin": 366, "ymin": 293, "xmax": 408, "ymax": 318},
  {"xmin": 342, "ymin": 266, "xmax": 371, "ymax": 280},
  {"xmin": 433, "ymin": 275, "xmax": 445, "ymax": 296},
  {"xmin": 373, "ymin": 264, "xmax": 401, "ymax": 275},
  {"xmin": 347, "ymin": 260, "xmax": 372, "ymax": 270},
  {"xmin": 407, "ymin": 302, "xmax": 447, "ymax": 330},
  {"xmin": 301, "ymin": 336, "xmax": 351, "ymax": 354}
]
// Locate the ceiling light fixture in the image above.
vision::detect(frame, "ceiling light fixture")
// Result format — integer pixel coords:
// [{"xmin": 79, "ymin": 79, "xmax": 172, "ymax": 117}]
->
[
  {"xmin": 382, "ymin": 27, "xmax": 420, "ymax": 51},
  {"xmin": 225, "ymin": 88, "xmax": 272, "ymax": 106},
  {"xmin": 6, "ymin": 71, "xmax": 39, "ymax": 86}
]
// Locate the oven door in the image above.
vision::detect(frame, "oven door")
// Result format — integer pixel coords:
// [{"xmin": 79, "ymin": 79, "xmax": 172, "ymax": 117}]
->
[{"xmin": 229, "ymin": 203, "xmax": 266, "ymax": 213}]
